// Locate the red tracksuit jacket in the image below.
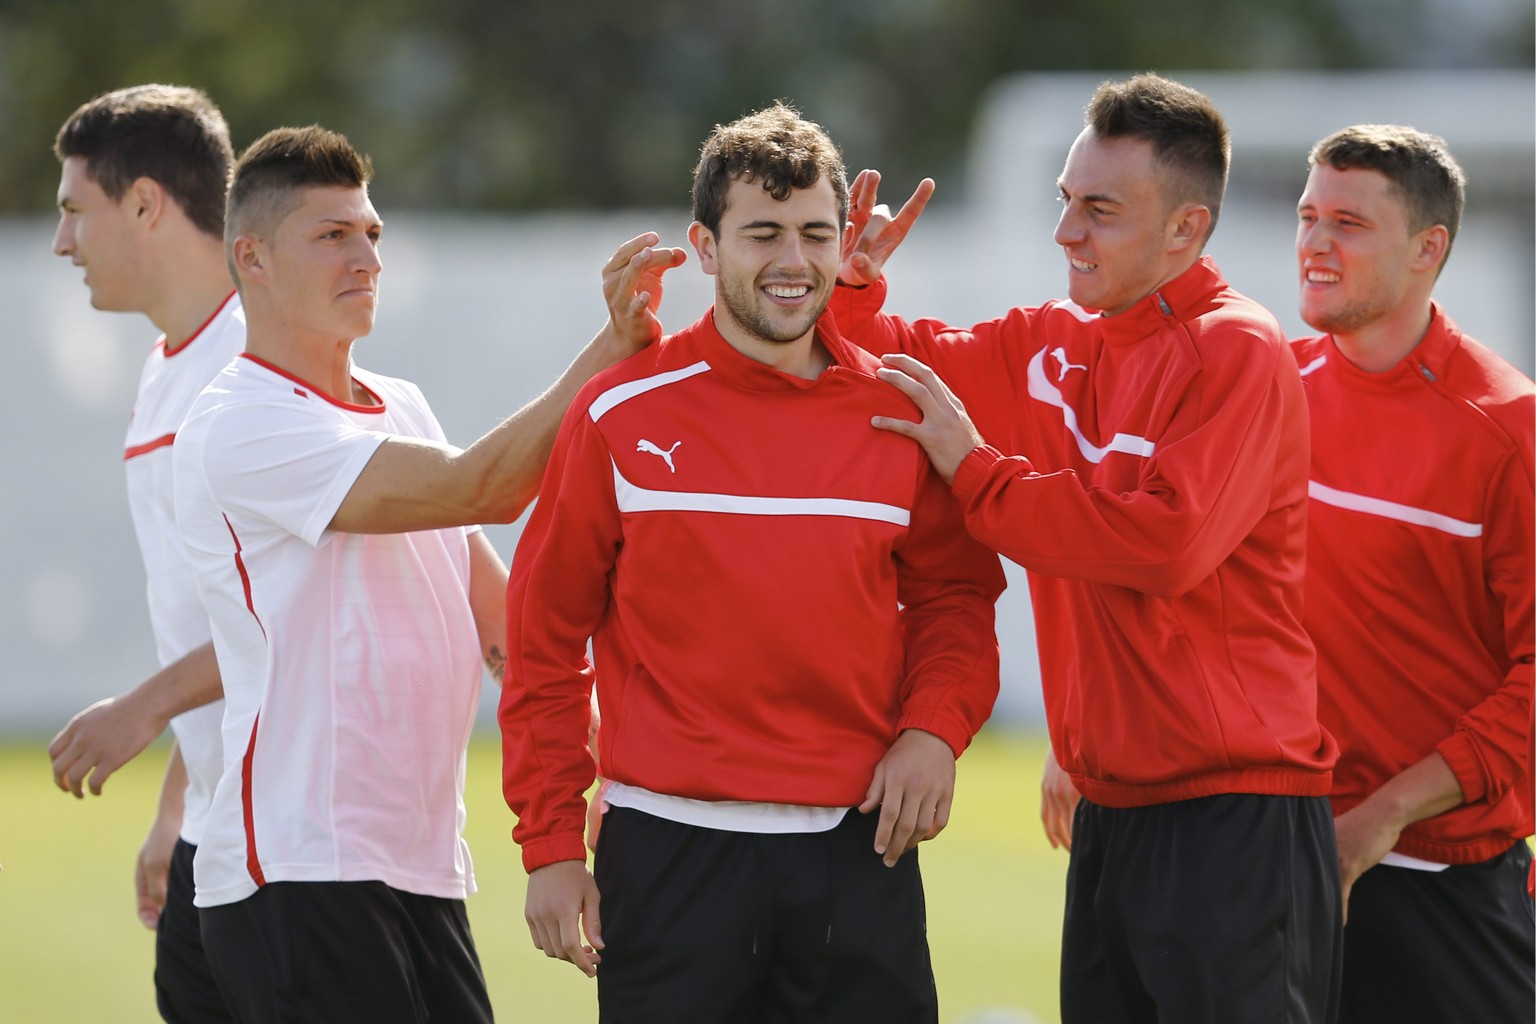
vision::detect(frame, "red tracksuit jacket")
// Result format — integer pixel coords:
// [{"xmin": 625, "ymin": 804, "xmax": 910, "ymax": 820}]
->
[
  {"xmin": 1293, "ymin": 306, "xmax": 1534, "ymax": 863},
  {"xmin": 834, "ymin": 257, "xmax": 1337, "ymax": 807},
  {"xmin": 501, "ymin": 309, "xmax": 1005, "ymax": 872}
]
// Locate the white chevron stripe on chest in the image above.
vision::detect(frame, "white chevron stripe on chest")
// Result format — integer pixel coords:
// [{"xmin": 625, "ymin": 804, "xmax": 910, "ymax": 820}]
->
[
  {"xmin": 610, "ymin": 460, "xmax": 910, "ymax": 526},
  {"xmin": 1026, "ymin": 348, "xmax": 1156, "ymax": 464},
  {"xmin": 1308, "ymin": 481, "xmax": 1482, "ymax": 538}
]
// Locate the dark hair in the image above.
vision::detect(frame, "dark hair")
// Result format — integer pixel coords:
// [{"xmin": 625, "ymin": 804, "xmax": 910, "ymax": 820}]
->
[
  {"xmin": 691, "ymin": 101, "xmax": 848, "ymax": 237},
  {"xmin": 53, "ymin": 84, "xmax": 233, "ymax": 239},
  {"xmin": 1086, "ymin": 73, "xmax": 1230, "ymax": 236},
  {"xmin": 225, "ymin": 125, "xmax": 373, "ymax": 245},
  {"xmin": 1309, "ymin": 124, "xmax": 1465, "ymax": 266}
]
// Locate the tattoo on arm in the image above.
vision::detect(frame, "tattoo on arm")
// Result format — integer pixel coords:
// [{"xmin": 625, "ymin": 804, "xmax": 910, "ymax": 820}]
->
[{"xmin": 485, "ymin": 644, "xmax": 507, "ymax": 684}]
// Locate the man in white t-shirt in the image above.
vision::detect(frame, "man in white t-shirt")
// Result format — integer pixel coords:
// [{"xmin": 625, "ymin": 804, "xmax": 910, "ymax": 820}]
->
[
  {"xmin": 46, "ymin": 84, "xmax": 242, "ymax": 1024},
  {"xmin": 172, "ymin": 124, "xmax": 680, "ymax": 1022}
]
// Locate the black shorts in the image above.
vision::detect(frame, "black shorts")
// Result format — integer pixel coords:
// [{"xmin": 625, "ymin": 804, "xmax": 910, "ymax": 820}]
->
[
  {"xmin": 593, "ymin": 806, "xmax": 938, "ymax": 1023},
  {"xmin": 1340, "ymin": 841, "xmax": 1535, "ymax": 1024},
  {"xmin": 156, "ymin": 839, "xmax": 235, "ymax": 1023},
  {"xmin": 199, "ymin": 880, "xmax": 492, "ymax": 1024},
  {"xmin": 1061, "ymin": 793, "xmax": 1342, "ymax": 1024}
]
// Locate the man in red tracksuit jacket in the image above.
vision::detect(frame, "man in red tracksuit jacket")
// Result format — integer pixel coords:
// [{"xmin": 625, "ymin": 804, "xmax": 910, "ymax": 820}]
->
[
  {"xmin": 1291, "ymin": 124, "xmax": 1534, "ymax": 1024},
  {"xmin": 833, "ymin": 74, "xmax": 1341, "ymax": 1023},
  {"xmin": 501, "ymin": 103, "xmax": 1004, "ymax": 1023}
]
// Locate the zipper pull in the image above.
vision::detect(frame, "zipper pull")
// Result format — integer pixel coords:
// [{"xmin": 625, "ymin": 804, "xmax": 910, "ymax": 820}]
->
[{"xmin": 1419, "ymin": 364, "xmax": 1437, "ymax": 383}]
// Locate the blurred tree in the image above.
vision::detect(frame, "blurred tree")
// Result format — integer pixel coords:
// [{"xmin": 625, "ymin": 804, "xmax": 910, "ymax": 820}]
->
[{"xmin": 2, "ymin": 0, "xmax": 1527, "ymax": 214}]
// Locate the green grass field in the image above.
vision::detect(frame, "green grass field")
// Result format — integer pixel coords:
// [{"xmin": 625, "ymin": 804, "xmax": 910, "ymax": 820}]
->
[{"xmin": 0, "ymin": 728, "xmax": 1065, "ymax": 1022}]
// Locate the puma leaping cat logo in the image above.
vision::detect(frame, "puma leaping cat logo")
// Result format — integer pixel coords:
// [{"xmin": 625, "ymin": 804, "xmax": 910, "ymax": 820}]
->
[
  {"xmin": 1051, "ymin": 347, "xmax": 1088, "ymax": 382},
  {"xmin": 636, "ymin": 439, "xmax": 681, "ymax": 473}
]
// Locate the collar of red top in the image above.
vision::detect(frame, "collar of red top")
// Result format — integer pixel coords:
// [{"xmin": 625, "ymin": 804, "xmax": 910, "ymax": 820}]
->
[
  {"xmin": 1323, "ymin": 301, "xmax": 1463, "ymax": 393},
  {"xmin": 692, "ymin": 306, "xmax": 873, "ymax": 391},
  {"xmin": 1096, "ymin": 255, "xmax": 1225, "ymax": 347}
]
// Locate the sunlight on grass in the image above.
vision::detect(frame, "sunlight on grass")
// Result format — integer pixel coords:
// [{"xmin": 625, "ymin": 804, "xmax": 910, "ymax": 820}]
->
[{"xmin": 0, "ymin": 728, "xmax": 1063, "ymax": 1023}]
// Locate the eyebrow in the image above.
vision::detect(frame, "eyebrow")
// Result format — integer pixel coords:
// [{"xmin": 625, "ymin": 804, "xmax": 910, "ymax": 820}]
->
[
  {"xmin": 1058, "ymin": 182, "xmax": 1122, "ymax": 206},
  {"xmin": 1297, "ymin": 200, "xmax": 1370, "ymax": 221},
  {"xmin": 316, "ymin": 217, "xmax": 384, "ymax": 229},
  {"xmin": 739, "ymin": 219, "xmax": 839, "ymax": 232}
]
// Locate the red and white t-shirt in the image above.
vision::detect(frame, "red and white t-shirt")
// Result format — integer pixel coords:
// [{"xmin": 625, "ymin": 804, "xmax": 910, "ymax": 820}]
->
[
  {"xmin": 124, "ymin": 291, "xmax": 243, "ymax": 846},
  {"xmin": 174, "ymin": 355, "xmax": 482, "ymax": 908}
]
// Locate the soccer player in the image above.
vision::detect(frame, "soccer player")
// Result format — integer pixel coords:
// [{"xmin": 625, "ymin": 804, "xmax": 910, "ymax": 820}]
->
[
  {"xmin": 172, "ymin": 125, "xmax": 680, "ymax": 1023},
  {"xmin": 46, "ymin": 83, "xmax": 242, "ymax": 1024},
  {"xmin": 1291, "ymin": 124, "xmax": 1533, "ymax": 1023},
  {"xmin": 501, "ymin": 103, "xmax": 1005, "ymax": 1021},
  {"xmin": 832, "ymin": 74, "xmax": 1341, "ymax": 1022}
]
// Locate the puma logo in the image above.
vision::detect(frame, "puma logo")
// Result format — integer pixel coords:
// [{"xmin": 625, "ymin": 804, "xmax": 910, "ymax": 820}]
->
[
  {"xmin": 636, "ymin": 439, "xmax": 681, "ymax": 473},
  {"xmin": 1051, "ymin": 347, "xmax": 1087, "ymax": 382}
]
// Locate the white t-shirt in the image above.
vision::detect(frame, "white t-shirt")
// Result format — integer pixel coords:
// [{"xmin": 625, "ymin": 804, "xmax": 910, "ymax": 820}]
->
[
  {"xmin": 124, "ymin": 292, "xmax": 244, "ymax": 846},
  {"xmin": 173, "ymin": 354, "xmax": 482, "ymax": 908}
]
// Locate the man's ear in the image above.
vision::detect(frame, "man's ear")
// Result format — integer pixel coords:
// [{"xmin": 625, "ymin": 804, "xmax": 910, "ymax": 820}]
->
[
  {"xmin": 688, "ymin": 221, "xmax": 719, "ymax": 275},
  {"xmin": 231, "ymin": 234, "xmax": 266, "ymax": 286},
  {"xmin": 128, "ymin": 177, "xmax": 168, "ymax": 229},
  {"xmin": 1166, "ymin": 202, "xmax": 1211, "ymax": 256},
  {"xmin": 1410, "ymin": 224, "xmax": 1450, "ymax": 276}
]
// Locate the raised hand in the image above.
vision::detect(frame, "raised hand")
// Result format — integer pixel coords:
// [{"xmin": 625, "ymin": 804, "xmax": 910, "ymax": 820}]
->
[
  {"xmin": 840, "ymin": 169, "xmax": 935, "ymax": 286},
  {"xmin": 602, "ymin": 232, "xmax": 688, "ymax": 351}
]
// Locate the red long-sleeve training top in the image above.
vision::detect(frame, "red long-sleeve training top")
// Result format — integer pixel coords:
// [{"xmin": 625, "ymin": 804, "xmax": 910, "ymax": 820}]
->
[
  {"xmin": 1293, "ymin": 306, "xmax": 1534, "ymax": 863},
  {"xmin": 834, "ymin": 257, "xmax": 1337, "ymax": 806},
  {"xmin": 501, "ymin": 309, "xmax": 1005, "ymax": 872}
]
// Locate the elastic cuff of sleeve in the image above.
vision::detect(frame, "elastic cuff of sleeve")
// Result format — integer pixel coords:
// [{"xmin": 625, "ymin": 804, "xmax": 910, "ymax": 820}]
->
[
  {"xmin": 896, "ymin": 708, "xmax": 971, "ymax": 759},
  {"xmin": 1435, "ymin": 733, "xmax": 1485, "ymax": 804},
  {"xmin": 950, "ymin": 444, "xmax": 1005, "ymax": 503},
  {"xmin": 520, "ymin": 833, "xmax": 589, "ymax": 874}
]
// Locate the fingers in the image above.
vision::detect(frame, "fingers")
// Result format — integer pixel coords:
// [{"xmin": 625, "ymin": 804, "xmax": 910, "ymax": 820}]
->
[
  {"xmin": 888, "ymin": 178, "xmax": 936, "ymax": 240},
  {"xmin": 879, "ymin": 781, "xmax": 938, "ymax": 867},
  {"xmin": 135, "ymin": 857, "xmax": 168, "ymax": 930},
  {"xmin": 869, "ymin": 414, "xmax": 921, "ymax": 440},
  {"xmin": 581, "ymin": 886, "xmax": 604, "ymax": 954},
  {"xmin": 603, "ymin": 232, "xmax": 661, "ymax": 274}
]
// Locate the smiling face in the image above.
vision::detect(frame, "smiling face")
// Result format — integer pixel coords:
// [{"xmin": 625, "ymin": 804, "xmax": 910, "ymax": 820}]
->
[
  {"xmin": 692, "ymin": 175, "xmax": 841, "ymax": 352},
  {"xmin": 1295, "ymin": 163, "xmax": 1423, "ymax": 337},
  {"xmin": 242, "ymin": 185, "xmax": 383, "ymax": 343},
  {"xmin": 1053, "ymin": 130, "xmax": 1194, "ymax": 317},
  {"xmin": 53, "ymin": 155, "xmax": 146, "ymax": 312}
]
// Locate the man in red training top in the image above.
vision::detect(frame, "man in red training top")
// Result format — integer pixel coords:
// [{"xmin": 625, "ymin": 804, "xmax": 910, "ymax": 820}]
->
[
  {"xmin": 501, "ymin": 102, "xmax": 1004, "ymax": 1022},
  {"xmin": 1291, "ymin": 124, "xmax": 1533, "ymax": 1024},
  {"xmin": 832, "ymin": 73, "xmax": 1341, "ymax": 1023}
]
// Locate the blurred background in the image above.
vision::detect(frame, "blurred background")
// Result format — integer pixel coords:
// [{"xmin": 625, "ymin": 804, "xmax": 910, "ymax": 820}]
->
[
  {"xmin": 2, "ymin": 0, "xmax": 1530, "ymax": 734},
  {"xmin": 0, "ymin": 3, "xmax": 1531, "ymax": 1021}
]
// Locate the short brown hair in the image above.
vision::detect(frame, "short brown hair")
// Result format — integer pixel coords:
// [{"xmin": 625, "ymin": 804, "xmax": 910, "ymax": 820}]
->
[
  {"xmin": 53, "ymin": 84, "xmax": 233, "ymax": 240},
  {"xmin": 226, "ymin": 125, "xmax": 373, "ymax": 253},
  {"xmin": 691, "ymin": 102, "xmax": 849, "ymax": 237},
  {"xmin": 1086, "ymin": 73, "xmax": 1230, "ymax": 237},
  {"xmin": 1309, "ymin": 124, "xmax": 1465, "ymax": 266}
]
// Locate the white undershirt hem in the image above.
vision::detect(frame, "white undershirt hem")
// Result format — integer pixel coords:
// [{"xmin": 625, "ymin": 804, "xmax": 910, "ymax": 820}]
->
[{"xmin": 602, "ymin": 782, "xmax": 849, "ymax": 834}]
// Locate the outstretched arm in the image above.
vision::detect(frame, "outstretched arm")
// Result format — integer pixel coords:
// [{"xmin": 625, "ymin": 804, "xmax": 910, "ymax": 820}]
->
[
  {"xmin": 329, "ymin": 234, "xmax": 687, "ymax": 535},
  {"xmin": 48, "ymin": 642, "xmax": 221, "ymax": 798}
]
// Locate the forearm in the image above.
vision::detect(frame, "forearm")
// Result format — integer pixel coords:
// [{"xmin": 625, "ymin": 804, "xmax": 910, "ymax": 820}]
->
[
  {"xmin": 468, "ymin": 531, "xmax": 510, "ymax": 688},
  {"xmin": 133, "ymin": 642, "xmax": 222, "ymax": 726},
  {"xmin": 454, "ymin": 326, "xmax": 640, "ymax": 524},
  {"xmin": 1355, "ymin": 752, "xmax": 1465, "ymax": 832},
  {"xmin": 156, "ymin": 743, "xmax": 189, "ymax": 823}
]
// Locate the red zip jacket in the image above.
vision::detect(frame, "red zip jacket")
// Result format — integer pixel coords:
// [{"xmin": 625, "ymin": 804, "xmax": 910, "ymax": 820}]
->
[
  {"xmin": 1293, "ymin": 306, "xmax": 1534, "ymax": 863},
  {"xmin": 834, "ymin": 257, "xmax": 1337, "ymax": 806},
  {"xmin": 501, "ymin": 310, "xmax": 1005, "ymax": 873}
]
